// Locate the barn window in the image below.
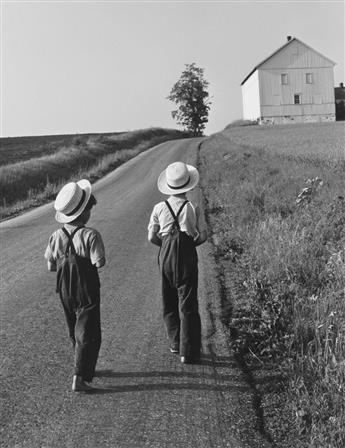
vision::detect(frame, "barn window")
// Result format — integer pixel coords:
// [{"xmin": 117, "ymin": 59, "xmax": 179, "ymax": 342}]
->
[
  {"xmin": 281, "ymin": 74, "xmax": 288, "ymax": 85},
  {"xmin": 294, "ymin": 94, "xmax": 301, "ymax": 104},
  {"xmin": 306, "ymin": 73, "xmax": 313, "ymax": 84}
]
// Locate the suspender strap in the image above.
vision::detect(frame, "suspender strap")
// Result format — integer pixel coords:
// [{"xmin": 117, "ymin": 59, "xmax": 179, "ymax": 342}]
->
[
  {"xmin": 165, "ymin": 200, "xmax": 189, "ymax": 230},
  {"xmin": 61, "ymin": 226, "xmax": 84, "ymax": 255}
]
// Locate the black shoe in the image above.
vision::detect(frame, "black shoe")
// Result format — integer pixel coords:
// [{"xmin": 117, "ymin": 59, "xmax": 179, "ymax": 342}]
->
[
  {"xmin": 181, "ymin": 356, "xmax": 191, "ymax": 364},
  {"xmin": 72, "ymin": 375, "xmax": 94, "ymax": 392},
  {"xmin": 180, "ymin": 356, "xmax": 194, "ymax": 364},
  {"xmin": 170, "ymin": 347, "xmax": 179, "ymax": 354}
]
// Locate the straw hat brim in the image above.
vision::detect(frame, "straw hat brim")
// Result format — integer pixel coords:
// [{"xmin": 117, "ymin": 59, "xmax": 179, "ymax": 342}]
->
[
  {"xmin": 55, "ymin": 179, "xmax": 92, "ymax": 223},
  {"xmin": 157, "ymin": 164, "xmax": 199, "ymax": 195}
]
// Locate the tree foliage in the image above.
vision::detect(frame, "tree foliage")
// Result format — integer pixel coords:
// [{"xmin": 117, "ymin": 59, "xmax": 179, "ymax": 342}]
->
[{"xmin": 167, "ymin": 63, "xmax": 211, "ymax": 136}]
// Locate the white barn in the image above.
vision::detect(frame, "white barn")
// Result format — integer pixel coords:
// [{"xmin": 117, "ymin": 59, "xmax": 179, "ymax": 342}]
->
[{"xmin": 241, "ymin": 37, "xmax": 336, "ymax": 124}]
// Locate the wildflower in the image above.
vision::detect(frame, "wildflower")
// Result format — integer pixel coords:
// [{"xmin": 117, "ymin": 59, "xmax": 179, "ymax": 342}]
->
[{"xmin": 296, "ymin": 177, "xmax": 323, "ymax": 205}]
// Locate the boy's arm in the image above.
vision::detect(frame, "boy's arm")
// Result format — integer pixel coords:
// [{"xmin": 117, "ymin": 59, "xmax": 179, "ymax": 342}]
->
[
  {"xmin": 45, "ymin": 235, "xmax": 57, "ymax": 271},
  {"xmin": 194, "ymin": 205, "xmax": 208, "ymax": 246},
  {"xmin": 147, "ymin": 205, "xmax": 162, "ymax": 246},
  {"xmin": 90, "ymin": 231, "xmax": 106, "ymax": 268},
  {"xmin": 148, "ymin": 228, "xmax": 162, "ymax": 247}
]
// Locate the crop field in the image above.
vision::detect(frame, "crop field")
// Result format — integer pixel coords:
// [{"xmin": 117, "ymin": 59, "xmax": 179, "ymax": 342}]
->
[
  {"xmin": 223, "ymin": 121, "xmax": 344, "ymax": 164},
  {"xmin": 0, "ymin": 128, "xmax": 187, "ymax": 220},
  {"xmin": 199, "ymin": 121, "xmax": 345, "ymax": 447}
]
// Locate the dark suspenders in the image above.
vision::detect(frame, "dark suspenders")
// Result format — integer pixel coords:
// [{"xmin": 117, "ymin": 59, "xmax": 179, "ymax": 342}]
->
[
  {"xmin": 165, "ymin": 200, "xmax": 189, "ymax": 231},
  {"xmin": 61, "ymin": 226, "xmax": 84, "ymax": 255},
  {"xmin": 157, "ymin": 200, "xmax": 189, "ymax": 266}
]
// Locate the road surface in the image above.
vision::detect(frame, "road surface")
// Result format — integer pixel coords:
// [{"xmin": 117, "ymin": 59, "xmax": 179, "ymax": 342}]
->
[{"xmin": 0, "ymin": 139, "xmax": 272, "ymax": 448}]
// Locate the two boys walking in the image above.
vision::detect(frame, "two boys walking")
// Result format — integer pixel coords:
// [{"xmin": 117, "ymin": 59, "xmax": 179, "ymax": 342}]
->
[{"xmin": 45, "ymin": 161, "xmax": 207, "ymax": 392}]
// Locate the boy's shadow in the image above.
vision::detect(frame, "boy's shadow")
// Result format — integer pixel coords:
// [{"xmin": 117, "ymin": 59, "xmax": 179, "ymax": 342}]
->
[
  {"xmin": 87, "ymin": 354, "xmax": 241, "ymax": 395},
  {"xmin": 85, "ymin": 355, "xmax": 276, "ymax": 446}
]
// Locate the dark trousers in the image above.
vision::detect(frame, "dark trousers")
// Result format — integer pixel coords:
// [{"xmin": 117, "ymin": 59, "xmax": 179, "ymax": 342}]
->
[
  {"xmin": 160, "ymin": 232, "xmax": 201, "ymax": 357},
  {"xmin": 61, "ymin": 296, "xmax": 101, "ymax": 382}
]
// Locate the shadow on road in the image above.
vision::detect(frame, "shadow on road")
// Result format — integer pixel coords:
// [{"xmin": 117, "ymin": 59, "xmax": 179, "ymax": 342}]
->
[
  {"xmin": 84, "ymin": 353, "xmax": 277, "ymax": 446},
  {"xmin": 86, "ymin": 353, "xmax": 246, "ymax": 395},
  {"xmin": 84, "ymin": 382, "xmax": 249, "ymax": 395}
]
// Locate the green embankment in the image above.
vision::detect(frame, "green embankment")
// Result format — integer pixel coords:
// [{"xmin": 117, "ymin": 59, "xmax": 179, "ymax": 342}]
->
[{"xmin": 199, "ymin": 121, "xmax": 345, "ymax": 448}]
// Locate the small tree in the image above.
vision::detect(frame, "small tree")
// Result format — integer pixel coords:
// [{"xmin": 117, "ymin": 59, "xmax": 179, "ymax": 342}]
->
[{"xmin": 167, "ymin": 63, "xmax": 211, "ymax": 136}]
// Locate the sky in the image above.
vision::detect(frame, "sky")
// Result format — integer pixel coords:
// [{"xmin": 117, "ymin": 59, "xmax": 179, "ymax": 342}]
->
[{"xmin": 1, "ymin": 0, "xmax": 344, "ymax": 137}]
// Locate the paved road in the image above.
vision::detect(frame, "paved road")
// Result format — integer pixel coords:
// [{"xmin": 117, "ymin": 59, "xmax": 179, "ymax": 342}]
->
[{"xmin": 0, "ymin": 139, "xmax": 272, "ymax": 448}]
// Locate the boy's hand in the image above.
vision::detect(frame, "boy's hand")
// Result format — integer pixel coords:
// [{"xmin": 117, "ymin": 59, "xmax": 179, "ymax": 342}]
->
[
  {"xmin": 47, "ymin": 261, "xmax": 57, "ymax": 272},
  {"xmin": 194, "ymin": 230, "xmax": 207, "ymax": 247},
  {"xmin": 95, "ymin": 257, "xmax": 106, "ymax": 268}
]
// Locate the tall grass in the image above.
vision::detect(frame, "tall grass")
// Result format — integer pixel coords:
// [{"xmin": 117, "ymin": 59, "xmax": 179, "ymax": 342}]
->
[
  {"xmin": 0, "ymin": 128, "xmax": 188, "ymax": 219},
  {"xmin": 199, "ymin": 122, "xmax": 345, "ymax": 447}
]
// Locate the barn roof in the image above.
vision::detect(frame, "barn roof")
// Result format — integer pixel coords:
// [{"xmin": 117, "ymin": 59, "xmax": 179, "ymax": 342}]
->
[{"xmin": 241, "ymin": 37, "xmax": 336, "ymax": 86}]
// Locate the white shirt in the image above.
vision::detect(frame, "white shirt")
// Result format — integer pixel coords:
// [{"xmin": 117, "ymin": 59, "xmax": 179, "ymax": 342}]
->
[
  {"xmin": 148, "ymin": 196, "xmax": 206, "ymax": 240},
  {"xmin": 44, "ymin": 225, "xmax": 105, "ymax": 266}
]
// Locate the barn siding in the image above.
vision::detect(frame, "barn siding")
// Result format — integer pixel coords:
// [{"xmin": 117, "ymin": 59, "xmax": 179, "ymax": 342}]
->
[
  {"xmin": 261, "ymin": 103, "xmax": 335, "ymax": 116},
  {"xmin": 241, "ymin": 70, "xmax": 261, "ymax": 120},
  {"xmin": 259, "ymin": 67, "xmax": 335, "ymax": 107},
  {"xmin": 260, "ymin": 40, "xmax": 334, "ymax": 70}
]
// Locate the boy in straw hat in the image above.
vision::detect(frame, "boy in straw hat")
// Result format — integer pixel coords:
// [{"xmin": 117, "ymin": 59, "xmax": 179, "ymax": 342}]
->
[
  {"xmin": 44, "ymin": 179, "xmax": 105, "ymax": 391},
  {"xmin": 148, "ymin": 161, "xmax": 207, "ymax": 363}
]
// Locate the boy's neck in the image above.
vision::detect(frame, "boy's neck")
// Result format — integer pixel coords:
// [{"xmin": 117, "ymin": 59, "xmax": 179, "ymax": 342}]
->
[
  {"xmin": 65, "ymin": 219, "xmax": 86, "ymax": 227},
  {"xmin": 170, "ymin": 193, "xmax": 187, "ymax": 199}
]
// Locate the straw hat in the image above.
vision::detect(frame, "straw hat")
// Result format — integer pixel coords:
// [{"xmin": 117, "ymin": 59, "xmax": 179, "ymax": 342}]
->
[
  {"xmin": 54, "ymin": 179, "xmax": 92, "ymax": 223},
  {"xmin": 158, "ymin": 161, "xmax": 199, "ymax": 195}
]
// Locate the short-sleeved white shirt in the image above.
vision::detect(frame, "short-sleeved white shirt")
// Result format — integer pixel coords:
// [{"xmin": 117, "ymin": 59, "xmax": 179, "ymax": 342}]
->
[
  {"xmin": 44, "ymin": 225, "xmax": 105, "ymax": 266},
  {"xmin": 148, "ymin": 196, "xmax": 206, "ymax": 240}
]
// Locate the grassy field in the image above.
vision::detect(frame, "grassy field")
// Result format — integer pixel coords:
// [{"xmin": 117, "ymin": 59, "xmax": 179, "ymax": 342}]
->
[
  {"xmin": 0, "ymin": 128, "xmax": 188, "ymax": 220},
  {"xmin": 224, "ymin": 121, "xmax": 344, "ymax": 164},
  {"xmin": 198, "ymin": 121, "xmax": 345, "ymax": 447},
  {"xmin": 0, "ymin": 132, "xmax": 122, "ymax": 166}
]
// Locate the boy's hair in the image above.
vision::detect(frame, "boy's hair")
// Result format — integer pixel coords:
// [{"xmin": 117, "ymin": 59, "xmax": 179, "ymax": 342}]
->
[{"xmin": 84, "ymin": 194, "xmax": 97, "ymax": 211}]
